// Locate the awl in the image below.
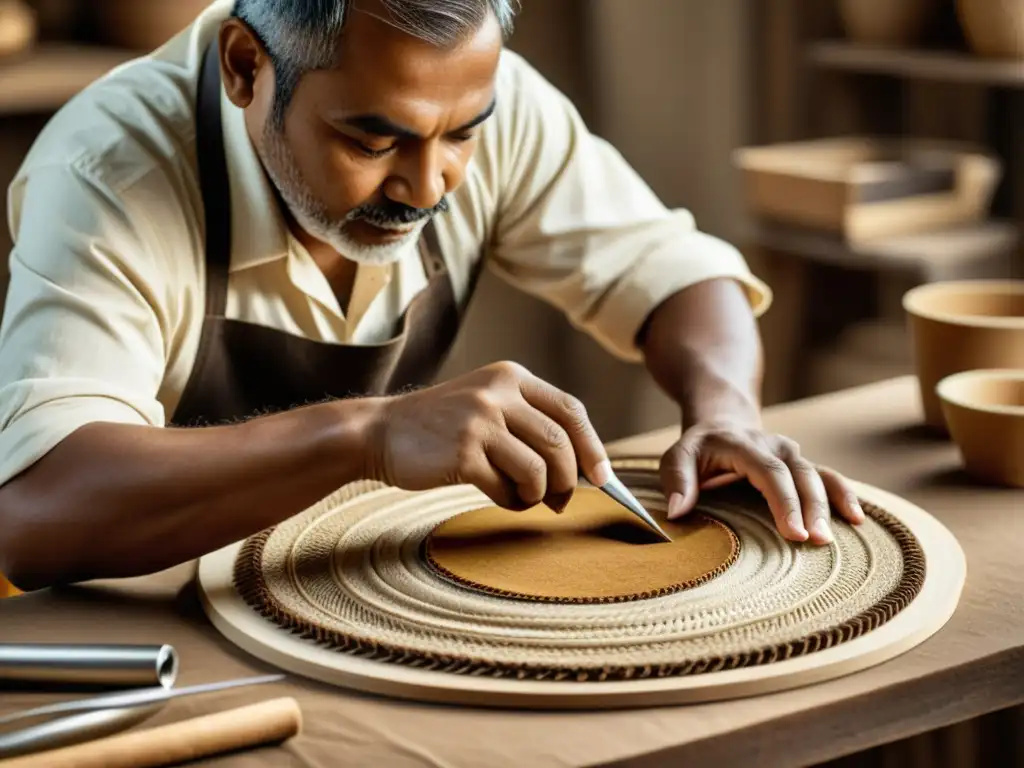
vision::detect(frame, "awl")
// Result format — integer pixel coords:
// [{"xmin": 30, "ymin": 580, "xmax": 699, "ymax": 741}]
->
[{"xmin": 584, "ymin": 469, "xmax": 673, "ymax": 543}]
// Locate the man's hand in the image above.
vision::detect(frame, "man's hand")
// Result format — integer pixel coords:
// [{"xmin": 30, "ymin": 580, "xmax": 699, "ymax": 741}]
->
[
  {"xmin": 659, "ymin": 420, "xmax": 866, "ymax": 545},
  {"xmin": 364, "ymin": 361, "xmax": 613, "ymax": 511}
]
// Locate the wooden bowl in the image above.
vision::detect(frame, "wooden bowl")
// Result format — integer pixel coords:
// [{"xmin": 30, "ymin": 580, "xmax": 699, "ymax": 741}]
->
[
  {"xmin": 957, "ymin": 0, "xmax": 1024, "ymax": 59},
  {"xmin": 838, "ymin": 0, "xmax": 936, "ymax": 46},
  {"xmin": 903, "ymin": 280, "xmax": 1024, "ymax": 432},
  {"xmin": 937, "ymin": 370, "xmax": 1024, "ymax": 487}
]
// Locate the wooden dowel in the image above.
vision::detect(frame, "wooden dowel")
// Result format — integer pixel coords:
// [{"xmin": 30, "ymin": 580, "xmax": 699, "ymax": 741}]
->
[{"xmin": 0, "ymin": 697, "xmax": 302, "ymax": 768}]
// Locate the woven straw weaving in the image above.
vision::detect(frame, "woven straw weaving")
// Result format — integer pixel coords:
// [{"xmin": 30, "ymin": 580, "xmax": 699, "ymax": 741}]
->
[{"xmin": 231, "ymin": 457, "xmax": 924, "ymax": 683}]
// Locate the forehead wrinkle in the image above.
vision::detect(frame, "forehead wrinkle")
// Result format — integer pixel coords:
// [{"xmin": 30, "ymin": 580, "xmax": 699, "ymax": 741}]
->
[{"xmin": 309, "ymin": 49, "xmax": 497, "ymax": 135}]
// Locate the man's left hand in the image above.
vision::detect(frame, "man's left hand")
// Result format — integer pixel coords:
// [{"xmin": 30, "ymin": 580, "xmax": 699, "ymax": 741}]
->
[{"xmin": 659, "ymin": 420, "xmax": 865, "ymax": 545}]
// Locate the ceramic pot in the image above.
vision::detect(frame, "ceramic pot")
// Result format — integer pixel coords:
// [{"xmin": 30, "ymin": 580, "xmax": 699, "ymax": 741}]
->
[
  {"xmin": 903, "ymin": 280, "xmax": 1024, "ymax": 432},
  {"xmin": 838, "ymin": 0, "xmax": 936, "ymax": 45},
  {"xmin": 957, "ymin": 0, "xmax": 1024, "ymax": 59},
  {"xmin": 0, "ymin": 0, "xmax": 36, "ymax": 59},
  {"xmin": 92, "ymin": 0, "xmax": 210, "ymax": 51},
  {"xmin": 938, "ymin": 369, "xmax": 1024, "ymax": 487}
]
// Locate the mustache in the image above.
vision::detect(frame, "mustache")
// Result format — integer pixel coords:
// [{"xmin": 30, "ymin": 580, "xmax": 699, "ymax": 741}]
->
[{"xmin": 346, "ymin": 197, "xmax": 450, "ymax": 226}]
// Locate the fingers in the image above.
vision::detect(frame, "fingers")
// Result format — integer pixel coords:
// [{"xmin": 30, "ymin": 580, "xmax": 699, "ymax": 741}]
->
[
  {"xmin": 462, "ymin": 447, "xmax": 530, "ymax": 511},
  {"xmin": 660, "ymin": 422, "xmax": 864, "ymax": 546},
  {"xmin": 779, "ymin": 443, "xmax": 832, "ymax": 545},
  {"xmin": 696, "ymin": 435, "xmax": 806, "ymax": 542},
  {"xmin": 819, "ymin": 466, "xmax": 866, "ymax": 525},
  {"xmin": 737, "ymin": 448, "xmax": 809, "ymax": 543},
  {"xmin": 660, "ymin": 440, "xmax": 701, "ymax": 520},
  {"xmin": 662, "ymin": 431, "xmax": 807, "ymax": 541},
  {"xmin": 503, "ymin": 405, "xmax": 578, "ymax": 512},
  {"xmin": 516, "ymin": 374, "xmax": 611, "ymax": 487},
  {"xmin": 484, "ymin": 432, "xmax": 551, "ymax": 509}
]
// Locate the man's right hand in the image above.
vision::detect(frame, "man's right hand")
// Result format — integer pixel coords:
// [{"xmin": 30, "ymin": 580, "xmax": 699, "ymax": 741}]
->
[
  {"xmin": 0, "ymin": 361, "xmax": 610, "ymax": 589},
  {"xmin": 364, "ymin": 361, "xmax": 613, "ymax": 512}
]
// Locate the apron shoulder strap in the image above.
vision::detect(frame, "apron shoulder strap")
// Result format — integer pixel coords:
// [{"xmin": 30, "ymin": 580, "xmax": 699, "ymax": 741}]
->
[
  {"xmin": 195, "ymin": 40, "xmax": 232, "ymax": 317},
  {"xmin": 418, "ymin": 221, "xmax": 446, "ymax": 280}
]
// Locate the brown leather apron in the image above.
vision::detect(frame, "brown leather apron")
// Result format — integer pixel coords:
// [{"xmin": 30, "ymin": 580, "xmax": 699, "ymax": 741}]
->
[{"xmin": 171, "ymin": 42, "xmax": 481, "ymax": 427}]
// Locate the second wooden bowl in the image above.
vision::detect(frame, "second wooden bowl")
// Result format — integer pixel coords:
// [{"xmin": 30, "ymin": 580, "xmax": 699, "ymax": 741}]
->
[
  {"xmin": 903, "ymin": 280, "xmax": 1024, "ymax": 432},
  {"xmin": 938, "ymin": 369, "xmax": 1024, "ymax": 487}
]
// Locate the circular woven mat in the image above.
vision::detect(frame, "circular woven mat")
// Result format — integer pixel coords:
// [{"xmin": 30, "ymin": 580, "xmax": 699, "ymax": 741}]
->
[
  {"xmin": 232, "ymin": 458, "xmax": 925, "ymax": 676},
  {"xmin": 198, "ymin": 457, "xmax": 965, "ymax": 707}
]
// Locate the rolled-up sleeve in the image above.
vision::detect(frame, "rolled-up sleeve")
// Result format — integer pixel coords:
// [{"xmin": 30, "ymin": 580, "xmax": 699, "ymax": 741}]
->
[
  {"xmin": 0, "ymin": 162, "xmax": 171, "ymax": 487},
  {"xmin": 488, "ymin": 52, "xmax": 772, "ymax": 362}
]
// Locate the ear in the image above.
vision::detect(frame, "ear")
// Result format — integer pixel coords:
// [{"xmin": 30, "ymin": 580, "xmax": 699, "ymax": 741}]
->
[{"xmin": 218, "ymin": 18, "xmax": 269, "ymax": 109}]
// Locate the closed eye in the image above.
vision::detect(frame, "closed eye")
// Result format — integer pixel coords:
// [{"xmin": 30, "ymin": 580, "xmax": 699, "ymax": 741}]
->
[{"xmin": 348, "ymin": 137, "xmax": 398, "ymax": 159}]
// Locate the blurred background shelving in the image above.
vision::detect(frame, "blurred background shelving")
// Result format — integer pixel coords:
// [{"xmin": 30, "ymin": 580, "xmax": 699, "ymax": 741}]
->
[
  {"xmin": 808, "ymin": 40, "xmax": 1024, "ymax": 87},
  {"xmin": 0, "ymin": 44, "xmax": 133, "ymax": 114},
  {"xmin": 1, "ymin": 1, "xmax": 1022, "ymax": 757},
  {"xmin": 4, "ymin": 0, "xmax": 756, "ymax": 444},
  {"xmin": 0, "ymin": 0, "xmax": 1021, "ymax": 430},
  {"xmin": 746, "ymin": 0, "xmax": 1023, "ymax": 405},
  {"xmin": 0, "ymin": 0, "xmax": 206, "ymax": 115}
]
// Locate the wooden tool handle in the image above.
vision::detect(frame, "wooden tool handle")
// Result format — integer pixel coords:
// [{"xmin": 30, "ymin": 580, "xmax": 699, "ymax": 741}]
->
[{"xmin": 0, "ymin": 697, "xmax": 302, "ymax": 768}]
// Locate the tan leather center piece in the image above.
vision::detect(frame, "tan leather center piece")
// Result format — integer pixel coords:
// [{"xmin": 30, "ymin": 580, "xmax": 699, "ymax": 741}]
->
[{"xmin": 424, "ymin": 488, "xmax": 739, "ymax": 603}]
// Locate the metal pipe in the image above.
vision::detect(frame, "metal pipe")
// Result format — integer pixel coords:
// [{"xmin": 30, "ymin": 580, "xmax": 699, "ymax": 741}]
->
[{"xmin": 0, "ymin": 644, "xmax": 178, "ymax": 689}]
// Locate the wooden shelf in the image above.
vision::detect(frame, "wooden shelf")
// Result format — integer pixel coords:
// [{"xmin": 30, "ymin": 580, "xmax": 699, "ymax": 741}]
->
[
  {"xmin": 0, "ymin": 44, "xmax": 137, "ymax": 115},
  {"xmin": 749, "ymin": 219, "xmax": 1020, "ymax": 280},
  {"xmin": 808, "ymin": 41, "xmax": 1024, "ymax": 88}
]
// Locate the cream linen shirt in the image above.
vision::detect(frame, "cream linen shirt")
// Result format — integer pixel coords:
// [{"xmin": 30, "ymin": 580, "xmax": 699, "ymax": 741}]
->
[{"xmin": 0, "ymin": 0, "xmax": 771, "ymax": 488}]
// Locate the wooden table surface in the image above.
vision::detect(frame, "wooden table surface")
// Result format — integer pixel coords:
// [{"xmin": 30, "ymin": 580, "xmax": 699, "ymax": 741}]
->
[{"xmin": 1, "ymin": 376, "xmax": 1022, "ymax": 768}]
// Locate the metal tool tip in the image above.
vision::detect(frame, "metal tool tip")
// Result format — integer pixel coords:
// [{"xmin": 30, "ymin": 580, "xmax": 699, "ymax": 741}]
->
[{"xmin": 651, "ymin": 525, "xmax": 673, "ymax": 543}]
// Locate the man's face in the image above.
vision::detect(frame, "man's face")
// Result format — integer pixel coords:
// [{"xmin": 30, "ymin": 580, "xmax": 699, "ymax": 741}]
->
[{"xmin": 225, "ymin": 1, "xmax": 503, "ymax": 264}]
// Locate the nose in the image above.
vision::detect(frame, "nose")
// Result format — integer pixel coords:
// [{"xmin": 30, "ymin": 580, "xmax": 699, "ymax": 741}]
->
[{"xmin": 384, "ymin": 143, "xmax": 450, "ymax": 211}]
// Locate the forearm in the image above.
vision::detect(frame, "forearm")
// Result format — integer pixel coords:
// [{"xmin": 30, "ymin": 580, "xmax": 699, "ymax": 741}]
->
[
  {"xmin": 638, "ymin": 278, "xmax": 764, "ymax": 429},
  {"xmin": 0, "ymin": 398, "xmax": 380, "ymax": 590}
]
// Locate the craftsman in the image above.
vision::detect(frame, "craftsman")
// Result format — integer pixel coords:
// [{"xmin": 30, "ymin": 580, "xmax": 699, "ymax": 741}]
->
[{"xmin": 0, "ymin": 0, "xmax": 864, "ymax": 591}]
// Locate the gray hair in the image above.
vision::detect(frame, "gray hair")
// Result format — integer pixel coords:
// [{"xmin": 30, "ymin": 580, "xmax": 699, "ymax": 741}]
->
[{"xmin": 232, "ymin": 0, "xmax": 519, "ymax": 125}]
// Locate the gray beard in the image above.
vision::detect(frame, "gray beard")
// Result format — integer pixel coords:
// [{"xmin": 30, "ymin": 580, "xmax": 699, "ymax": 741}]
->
[{"xmin": 257, "ymin": 124, "xmax": 424, "ymax": 266}]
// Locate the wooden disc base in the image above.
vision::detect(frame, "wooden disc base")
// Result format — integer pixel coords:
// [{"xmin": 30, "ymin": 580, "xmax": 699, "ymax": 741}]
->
[{"xmin": 197, "ymin": 464, "xmax": 966, "ymax": 710}]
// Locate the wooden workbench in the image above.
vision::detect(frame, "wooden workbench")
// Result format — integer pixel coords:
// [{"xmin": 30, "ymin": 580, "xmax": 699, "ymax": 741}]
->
[{"xmin": 1, "ymin": 377, "xmax": 1021, "ymax": 767}]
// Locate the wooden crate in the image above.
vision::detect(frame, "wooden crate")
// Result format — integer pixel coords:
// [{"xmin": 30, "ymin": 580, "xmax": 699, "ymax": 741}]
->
[{"xmin": 734, "ymin": 136, "xmax": 1002, "ymax": 244}]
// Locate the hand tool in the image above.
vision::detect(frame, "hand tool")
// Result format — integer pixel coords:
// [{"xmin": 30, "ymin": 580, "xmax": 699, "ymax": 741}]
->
[
  {"xmin": 0, "ymin": 672, "xmax": 285, "ymax": 759},
  {"xmin": 584, "ymin": 469, "xmax": 673, "ymax": 543}
]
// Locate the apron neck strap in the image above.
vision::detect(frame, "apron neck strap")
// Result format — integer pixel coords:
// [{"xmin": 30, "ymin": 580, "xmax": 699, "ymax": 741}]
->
[{"xmin": 196, "ymin": 39, "xmax": 232, "ymax": 316}]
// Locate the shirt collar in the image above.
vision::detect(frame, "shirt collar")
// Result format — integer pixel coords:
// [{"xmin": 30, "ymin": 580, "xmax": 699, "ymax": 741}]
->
[{"xmin": 218, "ymin": 82, "xmax": 291, "ymax": 273}]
